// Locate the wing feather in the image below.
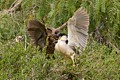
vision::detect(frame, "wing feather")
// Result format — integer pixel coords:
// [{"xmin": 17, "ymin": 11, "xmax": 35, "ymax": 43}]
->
[
  {"xmin": 67, "ymin": 7, "xmax": 89, "ymax": 50},
  {"xmin": 27, "ymin": 20, "xmax": 47, "ymax": 49}
]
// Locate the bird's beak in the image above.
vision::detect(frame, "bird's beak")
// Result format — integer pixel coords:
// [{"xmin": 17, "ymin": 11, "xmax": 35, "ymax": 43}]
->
[
  {"xmin": 56, "ymin": 33, "xmax": 60, "ymax": 37},
  {"xmin": 56, "ymin": 33, "xmax": 67, "ymax": 37}
]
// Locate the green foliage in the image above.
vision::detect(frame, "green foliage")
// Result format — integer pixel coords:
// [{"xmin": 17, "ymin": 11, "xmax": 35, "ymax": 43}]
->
[
  {"xmin": 0, "ymin": 12, "xmax": 25, "ymax": 43},
  {"xmin": 0, "ymin": 0, "xmax": 120, "ymax": 79},
  {"xmin": 0, "ymin": 0, "xmax": 14, "ymax": 10},
  {"xmin": 0, "ymin": 40, "xmax": 120, "ymax": 79}
]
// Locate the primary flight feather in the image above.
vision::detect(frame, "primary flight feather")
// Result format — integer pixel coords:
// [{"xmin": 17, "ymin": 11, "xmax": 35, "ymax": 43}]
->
[
  {"xmin": 55, "ymin": 7, "xmax": 89, "ymax": 66},
  {"xmin": 27, "ymin": 20, "xmax": 47, "ymax": 52},
  {"xmin": 27, "ymin": 7, "xmax": 89, "ymax": 65}
]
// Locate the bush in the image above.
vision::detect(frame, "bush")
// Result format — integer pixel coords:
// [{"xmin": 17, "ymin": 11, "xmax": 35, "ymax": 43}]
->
[{"xmin": 0, "ymin": 0, "xmax": 119, "ymax": 79}]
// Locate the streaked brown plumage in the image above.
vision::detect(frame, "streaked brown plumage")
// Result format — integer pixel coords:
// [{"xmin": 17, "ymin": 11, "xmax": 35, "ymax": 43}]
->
[
  {"xmin": 27, "ymin": 20, "xmax": 47, "ymax": 52},
  {"xmin": 26, "ymin": 8, "xmax": 89, "ymax": 67},
  {"xmin": 27, "ymin": 20, "xmax": 61, "ymax": 55},
  {"xmin": 45, "ymin": 28, "xmax": 59, "ymax": 58}
]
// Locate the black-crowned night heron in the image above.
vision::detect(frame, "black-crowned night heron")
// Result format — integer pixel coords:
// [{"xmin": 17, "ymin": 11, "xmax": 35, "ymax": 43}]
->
[
  {"xmin": 55, "ymin": 7, "xmax": 89, "ymax": 66},
  {"xmin": 27, "ymin": 7, "xmax": 89, "ymax": 64}
]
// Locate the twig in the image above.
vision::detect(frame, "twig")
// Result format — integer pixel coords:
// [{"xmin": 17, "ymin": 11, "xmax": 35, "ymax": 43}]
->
[
  {"xmin": 24, "ymin": 34, "xmax": 27, "ymax": 51},
  {"xmin": 108, "ymin": 41, "xmax": 119, "ymax": 53},
  {"xmin": 8, "ymin": 0, "xmax": 22, "ymax": 13},
  {"xmin": 9, "ymin": 0, "xmax": 18, "ymax": 9},
  {"xmin": 56, "ymin": 22, "xmax": 67, "ymax": 31}
]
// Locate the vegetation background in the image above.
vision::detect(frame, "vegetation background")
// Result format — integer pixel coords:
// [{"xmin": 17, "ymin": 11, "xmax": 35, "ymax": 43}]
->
[{"xmin": 0, "ymin": 0, "xmax": 120, "ymax": 79}]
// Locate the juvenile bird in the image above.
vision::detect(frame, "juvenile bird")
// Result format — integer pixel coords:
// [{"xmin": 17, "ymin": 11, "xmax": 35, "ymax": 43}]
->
[{"xmin": 27, "ymin": 20, "xmax": 47, "ymax": 52}]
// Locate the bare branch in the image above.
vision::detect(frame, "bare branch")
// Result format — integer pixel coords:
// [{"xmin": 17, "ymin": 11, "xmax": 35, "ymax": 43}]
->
[
  {"xmin": 56, "ymin": 22, "xmax": 67, "ymax": 31},
  {"xmin": 47, "ymin": 22, "xmax": 67, "ymax": 35},
  {"xmin": 8, "ymin": 0, "xmax": 22, "ymax": 13}
]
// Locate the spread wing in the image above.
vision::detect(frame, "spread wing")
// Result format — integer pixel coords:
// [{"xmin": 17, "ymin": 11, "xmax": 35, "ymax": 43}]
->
[
  {"xmin": 27, "ymin": 20, "xmax": 47, "ymax": 49},
  {"xmin": 67, "ymin": 7, "xmax": 89, "ymax": 50}
]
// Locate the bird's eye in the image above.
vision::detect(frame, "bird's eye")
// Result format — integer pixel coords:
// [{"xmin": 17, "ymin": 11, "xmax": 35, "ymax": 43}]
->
[
  {"xmin": 55, "ymin": 31, "xmax": 58, "ymax": 34},
  {"xmin": 65, "ymin": 40, "xmax": 68, "ymax": 44}
]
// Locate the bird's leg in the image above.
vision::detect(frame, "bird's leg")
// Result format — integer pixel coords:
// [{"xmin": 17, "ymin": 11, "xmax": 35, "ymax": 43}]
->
[{"xmin": 70, "ymin": 53, "xmax": 75, "ymax": 67}]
